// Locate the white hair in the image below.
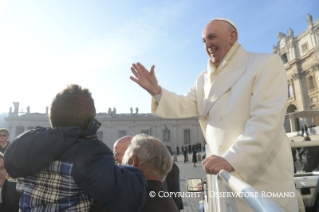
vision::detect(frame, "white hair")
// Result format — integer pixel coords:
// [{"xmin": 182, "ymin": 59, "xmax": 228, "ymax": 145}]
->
[{"xmin": 122, "ymin": 134, "xmax": 173, "ymax": 181}]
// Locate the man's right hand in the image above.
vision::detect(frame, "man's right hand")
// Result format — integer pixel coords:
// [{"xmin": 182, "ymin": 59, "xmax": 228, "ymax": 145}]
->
[{"xmin": 130, "ymin": 62, "xmax": 161, "ymax": 96}]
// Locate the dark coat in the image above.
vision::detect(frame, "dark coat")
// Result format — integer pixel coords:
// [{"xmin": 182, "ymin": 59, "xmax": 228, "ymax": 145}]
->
[
  {"xmin": 91, "ymin": 180, "xmax": 179, "ymax": 212},
  {"xmin": 164, "ymin": 163, "xmax": 183, "ymax": 210},
  {"xmin": 0, "ymin": 141, "xmax": 10, "ymax": 154},
  {"xmin": 192, "ymin": 150, "xmax": 197, "ymax": 163},
  {"xmin": 4, "ymin": 119, "xmax": 148, "ymax": 212},
  {"xmin": 140, "ymin": 180, "xmax": 179, "ymax": 212},
  {"xmin": 0, "ymin": 180, "xmax": 20, "ymax": 212}
]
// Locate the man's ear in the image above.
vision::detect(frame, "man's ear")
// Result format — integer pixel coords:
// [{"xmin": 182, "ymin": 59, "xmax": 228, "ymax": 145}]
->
[
  {"xmin": 230, "ymin": 30, "xmax": 238, "ymax": 45},
  {"xmin": 131, "ymin": 155, "xmax": 138, "ymax": 167}
]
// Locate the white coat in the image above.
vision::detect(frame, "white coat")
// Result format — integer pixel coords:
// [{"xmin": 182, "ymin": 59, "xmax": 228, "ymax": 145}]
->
[{"xmin": 151, "ymin": 45, "xmax": 298, "ymax": 211}]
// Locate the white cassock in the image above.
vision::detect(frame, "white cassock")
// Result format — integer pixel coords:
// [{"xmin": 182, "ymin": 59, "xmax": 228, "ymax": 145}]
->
[{"xmin": 151, "ymin": 42, "xmax": 298, "ymax": 211}]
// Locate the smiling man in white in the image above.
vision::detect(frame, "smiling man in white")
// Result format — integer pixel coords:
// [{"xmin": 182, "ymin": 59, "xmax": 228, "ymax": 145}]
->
[{"xmin": 130, "ymin": 18, "xmax": 297, "ymax": 211}]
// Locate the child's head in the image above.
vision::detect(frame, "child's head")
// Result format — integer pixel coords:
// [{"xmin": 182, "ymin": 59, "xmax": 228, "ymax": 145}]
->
[{"xmin": 49, "ymin": 84, "xmax": 96, "ymax": 130}]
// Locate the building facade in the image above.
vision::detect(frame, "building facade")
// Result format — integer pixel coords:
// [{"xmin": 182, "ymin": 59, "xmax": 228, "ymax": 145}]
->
[
  {"xmin": 4, "ymin": 103, "xmax": 205, "ymax": 153},
  {"xmin": 4, "ymin": 14, "xmax": 319, "ymax": 143},
  {"xmin": 273, "ymin": 14, "xmax": 319, "ymax": 133}
]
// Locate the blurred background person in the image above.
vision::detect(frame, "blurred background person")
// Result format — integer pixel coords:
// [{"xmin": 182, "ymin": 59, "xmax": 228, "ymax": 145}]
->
[
  {"xmin": 0, "ymin": 129, "xmax": 10, "ymax": 154},
  {"xmin": 299, "ymin": 136, "xmax": 319, "ymax": 172},
  {"xmin": 164, "ymin": 146, "xmax": 183, "ymax": 210},
  {"xmin": 113, "ymin": 136, "xmax": 132, "ymax": 166},
  {"xmin": 0, "ymin": 153, "xmax": 20, "ymax": 212}
]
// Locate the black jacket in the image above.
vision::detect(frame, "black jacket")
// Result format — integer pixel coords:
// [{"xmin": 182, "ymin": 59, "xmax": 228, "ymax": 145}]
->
[
  {"xmin": 164, "ymin": 163, "xmax": 183, "ymax": 210},
  {"xmin": 0, "ymin": 180, "xmax": 20, "ymax": 212},
  {"xmin": 140, "ymin": 180, "xmax": 179, "ymax": 212},
  {"xmin": 4, "ymin": 119, "xmax": 148, "ymax": 212}
]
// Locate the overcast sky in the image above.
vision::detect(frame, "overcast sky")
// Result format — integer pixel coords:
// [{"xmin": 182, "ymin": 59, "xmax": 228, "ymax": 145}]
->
[{"xmin": 0, "ymin": 0, "xmax": 318, "ymax": 114}]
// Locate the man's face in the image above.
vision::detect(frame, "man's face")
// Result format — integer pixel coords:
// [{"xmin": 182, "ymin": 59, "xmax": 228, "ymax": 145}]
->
[
  {"xmin": 0, "ymin": 132, "xmax": 8, "ymax": 143},
  {"xmin": 0, "ymin": 158, "xmax": 7, "ymax": 187},
  {"xmin": 113, "ymin": 137, "xmax": 131, "ymax": 166},
  {"xmin": 202, "ymin": 20, "xmax": 237, "ymax": 66},
  {"xmin": 113, "ymin": 145, "xmax": 126, "ymax": 166}
]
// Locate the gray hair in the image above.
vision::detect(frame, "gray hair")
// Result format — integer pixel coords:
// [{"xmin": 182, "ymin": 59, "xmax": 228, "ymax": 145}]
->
[{"xmin": 122, "ymin": 134, "xmax": 173, "ymax": 181}]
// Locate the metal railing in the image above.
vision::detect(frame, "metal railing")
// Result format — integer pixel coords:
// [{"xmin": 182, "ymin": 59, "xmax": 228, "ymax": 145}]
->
[
  {"xmin": 203, "ymin": 140, "xmax": 319, "ymax": 211},
  {"xmin": 205, "ymin": 145, "xmax": 285, "ymax": 212},
  {"xmin": 218, "ymin": 170, "xmax": 285, "ymax": 211},
  {"xmin": 291, "ymin": 140, "xmax": 319, "ymax": 148}
]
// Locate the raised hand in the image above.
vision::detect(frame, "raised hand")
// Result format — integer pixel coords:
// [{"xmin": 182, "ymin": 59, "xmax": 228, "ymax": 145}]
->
[{"xmin": 130, "ymin": 62, "xmax": 161, "ymax": 96}]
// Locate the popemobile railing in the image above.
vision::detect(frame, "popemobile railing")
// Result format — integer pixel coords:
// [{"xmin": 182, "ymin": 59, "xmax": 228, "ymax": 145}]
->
[
  {"xmin": 291, "ymin": 140, "xmax": 319, "ymax": 148},
  {"xmin": 205, "ymin": 140, "xmax": 319, "ymax": 212},
  {"xmin": 205, "ymin": 144, "xmax": 286, "ymax": 212}
]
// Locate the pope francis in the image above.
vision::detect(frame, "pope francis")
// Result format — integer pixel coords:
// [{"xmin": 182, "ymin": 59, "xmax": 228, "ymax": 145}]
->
[{"xmin": 130, "ymin": 18, "xmax": 298, "ymax": 211}]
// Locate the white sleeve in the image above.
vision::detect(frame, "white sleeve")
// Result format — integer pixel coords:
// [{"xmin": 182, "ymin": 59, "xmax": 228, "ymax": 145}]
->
[{"xmin": 152, "ymin": 93, "xmax": 162, "ymax": 103}]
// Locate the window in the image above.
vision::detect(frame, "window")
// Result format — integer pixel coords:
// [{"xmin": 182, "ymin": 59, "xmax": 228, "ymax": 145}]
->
[
  {"xmin": 141, "ymin": 130, "xmax": 149, "ymax": 135},
  {"xmin": 288, "ymin": 84, "xmax": 294, "ymax": 98},
  {"xmin": 281, "ymin": 53, "xmax": 288, "ymax": 64},
  {"xmin": 184, "ymin": 129, "xmax": 190, "ymax": 144},
  {"xmin": 308, "ymin": 76, "xmax": 315, "ymax": 90},
  {"xmin": 118, "ymin": 130, "xmax": 126, "ymax": 138},
  {"xmin": 97, "ymin": 131, "xmax": 103, "ymax": 140},
  {"xmin": 301, "ymin": 43, "xmax": 308, "ymax": 53}
]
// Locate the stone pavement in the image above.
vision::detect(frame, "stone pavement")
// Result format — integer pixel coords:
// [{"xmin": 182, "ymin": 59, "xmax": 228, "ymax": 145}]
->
[{"xmin": 175, "ymin": 153, "xmax": 206, "ymax": 212}]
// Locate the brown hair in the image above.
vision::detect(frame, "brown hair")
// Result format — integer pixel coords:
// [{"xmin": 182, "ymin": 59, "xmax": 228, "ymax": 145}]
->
[
  {"xmin": 49, "ymin": 84, "xmax": 96, "ymax": 129},
  {"xmin": 0, "ymin": 128, "xmax": 9, "ymax": 136}
]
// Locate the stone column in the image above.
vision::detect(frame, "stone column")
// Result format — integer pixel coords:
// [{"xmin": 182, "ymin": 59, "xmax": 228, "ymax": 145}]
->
[{"xmin": 292, "ymin": 73, "xmax": 305, "ymax": 111}]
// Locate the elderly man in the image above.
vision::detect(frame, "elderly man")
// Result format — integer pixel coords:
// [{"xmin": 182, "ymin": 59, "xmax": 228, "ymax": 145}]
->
[
  {"xmin": 0, "ymin": 129, "xmax": 10, "ymax": 154},
  {"xmin": 91, "ymin": 134, "xmax": 179, "ymax": 212},
  {"xmin": 113, "ymin": 136, "xmax": 132, "ymax": 166},
  {"xmin": 130, "ymin": 18, "xmax": 297, "ymax": 211},
  {"xmin": 123, "ymin": 134, "xmax": 179, "ymax": 212},
  {"xmin": 112, "ymin": 136, "xmax": 183, "ymax": 210}
]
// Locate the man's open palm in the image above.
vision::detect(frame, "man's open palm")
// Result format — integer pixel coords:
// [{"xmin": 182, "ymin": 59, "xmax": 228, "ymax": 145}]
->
[{"xmin": 130, "ymin": 63, "xmax": 161, "ymax": 96}]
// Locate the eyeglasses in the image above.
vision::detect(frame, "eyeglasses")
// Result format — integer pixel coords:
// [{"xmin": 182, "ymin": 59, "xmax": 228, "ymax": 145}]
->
[
  {"xmin": 113, "ymin": 152, "xmax": 120, "ymax": 158},
  {"xmin": 0, "ymin": 134, "xmax": 8, "ymax": 137}
]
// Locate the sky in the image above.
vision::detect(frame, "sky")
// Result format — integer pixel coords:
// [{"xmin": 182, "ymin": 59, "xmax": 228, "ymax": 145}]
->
[{"xmin": 0, "ymin": 0, "xmax": 318, "ymax": 115}]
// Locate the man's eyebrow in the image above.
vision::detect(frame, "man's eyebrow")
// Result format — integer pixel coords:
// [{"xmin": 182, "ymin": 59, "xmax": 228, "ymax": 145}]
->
[{"xmin": 203, "ymin": 33, "xmax": 216, "ymax": 38}]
